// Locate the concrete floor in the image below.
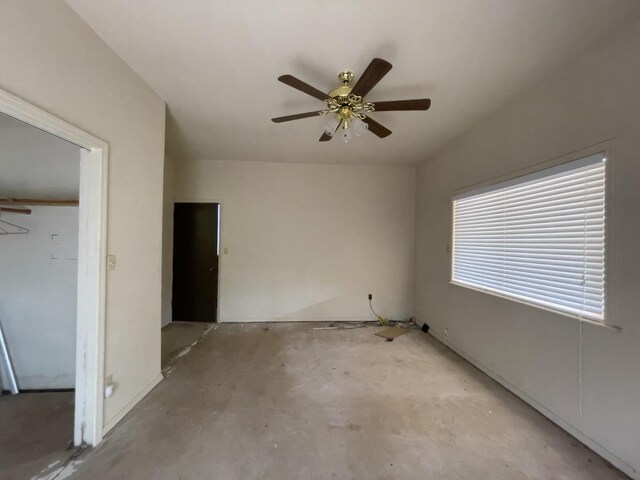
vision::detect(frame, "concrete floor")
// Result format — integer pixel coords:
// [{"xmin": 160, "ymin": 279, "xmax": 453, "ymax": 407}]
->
[
  {"xmin": 0, "ymin": 322, "xmax": 210, "ymax": 480},
  {"xmin": 51, "ymin": 322, "xmax": 626, "ymax": 479},
  {"xmin": 0, "ymin": 391, "xmax": 75, "ymax": 479},
  {"xmin": 161, "ymin": 321, "xmax": 214, "ymax": 367}
]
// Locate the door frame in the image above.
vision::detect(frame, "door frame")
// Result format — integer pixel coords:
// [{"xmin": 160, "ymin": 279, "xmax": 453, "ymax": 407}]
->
[
  {"xmin": 0, "ymin": 88, "xmax": 108, "ymax": 446},
  {"xmin": 173, "ymin": 199, "xmax": 223, "ymax": 323}
]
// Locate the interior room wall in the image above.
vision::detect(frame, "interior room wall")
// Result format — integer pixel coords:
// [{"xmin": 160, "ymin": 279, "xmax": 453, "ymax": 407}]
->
[
  {"xmin": 161, "ymin": 154, "xmax": 175, "ymax": 328},
  {"xmin": 172, "ymin": 160, "xmax": 416, "ymax": 323},
  {"xmin": 0, "ymin": 1, "xmax": 166, "ymax": 433},
  {"xmin": 0, "ymin": 115, "xmax": 81, "ymax": 391},
  {"xmin": 415, "ymin": 21, "xmax": 640, "ymax": 478},
  {"xmin": 0, "ymin": 114, "xmax": 80, "ymax": 198},
  {"xmin": 0, "ymin": 207, "xmax": 79, "ymax": 389}
]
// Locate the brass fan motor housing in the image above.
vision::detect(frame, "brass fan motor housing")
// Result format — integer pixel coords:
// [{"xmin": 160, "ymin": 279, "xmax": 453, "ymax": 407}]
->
[
  {"xmin": 325, "ymin": 70, "xmax": 375, "ymax": 122},
  {"xmin": 330, "ymin": 70, "xmax": 355, "ymax": 98},
  {"xmin": 328, "ymin": 85, "xmax": 353, "ymax": 98}
]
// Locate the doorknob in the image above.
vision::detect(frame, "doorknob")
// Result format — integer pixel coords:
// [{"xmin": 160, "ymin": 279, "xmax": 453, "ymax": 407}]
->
[{"xmin": 209, "ymin": 267, "xmax": 214, "ymax": 272}]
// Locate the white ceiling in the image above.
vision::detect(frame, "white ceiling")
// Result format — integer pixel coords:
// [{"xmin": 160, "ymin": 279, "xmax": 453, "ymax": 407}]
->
[{"xmin": 66, "ymin": 0, "xmax": 640, "ymax": 166}]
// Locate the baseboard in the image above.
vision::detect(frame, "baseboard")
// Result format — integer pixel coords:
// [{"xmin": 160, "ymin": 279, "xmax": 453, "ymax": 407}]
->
[
  {"xmin": 219, "ymin": 317, "xmax": 389, "ymax": 323},
  {"xmin": 430, "ymin": 332, "xmax": 638, "ymax": 480},
  {"xmin": 102, "ymin": 373, "xmax": 164, "ymax": 435}
]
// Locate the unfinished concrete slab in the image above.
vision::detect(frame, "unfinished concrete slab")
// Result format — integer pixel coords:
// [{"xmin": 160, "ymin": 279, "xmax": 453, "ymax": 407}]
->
[
  {"xmin": 161, "ymin": 321, "xmax": 214, "ymax": 367},
  {"xmin": 0, "ymin": 391, "xmax": 74, "ymax": 479},
  {"xmin": 0, "ymin": 321, "xmax": 215, "ymax": 480},
  {"xmin": 62, "ymin": 323, "xmax": 625, "ymax": 479}
]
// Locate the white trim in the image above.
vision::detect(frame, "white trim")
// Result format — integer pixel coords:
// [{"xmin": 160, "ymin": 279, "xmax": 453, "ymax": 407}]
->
[
  {"xmin": 102, "ymin": 374, "xmax": 163, "ymax": 434},
  {"xmin": 452, "ymin": 140, "xmax": 614, "ymax": 199},
  {"xmin": 0, "ymin": 88, "xmax": 108, "ymax": 446},
  {"xmin": 454, "ymin": 153, "xmax": 605, "ymax": 200},
  {"xmin": 430, "ymin": 332, "xmax": 639, "ymax": 480},
  {"xmin": 219, "ymin": 317, "xmax": 377, "ymax": 323},
  {"xmin": 450, "ymin": 152, "xmax": 608, "ymax": 324}
]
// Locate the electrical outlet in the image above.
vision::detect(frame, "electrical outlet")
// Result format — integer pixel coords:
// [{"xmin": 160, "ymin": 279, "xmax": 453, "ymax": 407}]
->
[
  {"xmin": 368, "ymin": 293, "xmax": 373, "ymax": 300},
  {"xmin": 444, "ymin": 328, "xmax": 449, "ymax": 336},
  {"xmin": 104, "ymin": 374, "xmax": 115, "ymax": 399}
]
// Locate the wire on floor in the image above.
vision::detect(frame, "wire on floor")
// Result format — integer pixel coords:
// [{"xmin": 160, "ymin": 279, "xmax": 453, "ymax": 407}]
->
[
  {"xmin": 315, "ymin": 296, "xmax": 417, "ymax": 330},
  {"xmin": 369, "ymin": 298, "xmax": 385, "ymax": 325}
]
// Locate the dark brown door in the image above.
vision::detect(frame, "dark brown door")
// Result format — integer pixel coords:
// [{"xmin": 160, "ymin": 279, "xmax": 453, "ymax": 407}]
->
[{"xmin": 172, "ymin": 203, "xmax": 219, "ymax": 322}]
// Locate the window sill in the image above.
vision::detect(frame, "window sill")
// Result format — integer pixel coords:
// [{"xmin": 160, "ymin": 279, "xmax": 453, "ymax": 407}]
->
[{"xmin": 448, "ymin": 280, "xmax": 622, "ymax": 332}]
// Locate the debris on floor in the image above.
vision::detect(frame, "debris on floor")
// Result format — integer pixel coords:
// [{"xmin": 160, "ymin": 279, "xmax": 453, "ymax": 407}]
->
[{"xmin": 375, "ymin": 326, "xmax": 409, "ymax": 341}]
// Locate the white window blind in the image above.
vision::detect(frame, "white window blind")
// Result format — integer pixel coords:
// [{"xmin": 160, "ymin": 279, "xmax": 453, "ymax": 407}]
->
[{"xmin": 452, "ymin": 154, "xmax": 606, "ymax": 321}]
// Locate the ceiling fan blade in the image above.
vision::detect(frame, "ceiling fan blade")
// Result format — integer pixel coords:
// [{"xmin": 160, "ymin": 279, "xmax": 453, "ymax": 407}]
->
[
  {"xmin": 363, "ymin": 116, "xmax": 392, "ymax": 138},
  {"xmin": 371, "ymin": 98, "xmax": 431, "ymax": 112},
  {"xmin": 319, "ymin": 122, "xmax": 340, "ymax": 142},
  {"xmin": 271, "ymin": 111, "xmax": 326, "ymax": 123},
  {"xmin": 350, "ymin": 58, "xmax": 393, "ymax": 98},
  {"xmin": 278, "ymin": 75, "xmax": 331, "ymax": 101},
  {"xmin": 319, "ymin": 131, "xmax": 333, "ymax": 142}
]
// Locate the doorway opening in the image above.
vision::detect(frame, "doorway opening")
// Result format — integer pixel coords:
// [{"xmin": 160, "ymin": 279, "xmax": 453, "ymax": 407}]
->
[
  {"xmin": 172, "ymin": 203, "xmax": 220, "ymax": 323},
  {"xmin": 0, "ymin": 111, "xmax": 82, "ymax": 477},
  {"xmin": 0, "ymin": 87, "xmax": 108, "ymax": 450}
]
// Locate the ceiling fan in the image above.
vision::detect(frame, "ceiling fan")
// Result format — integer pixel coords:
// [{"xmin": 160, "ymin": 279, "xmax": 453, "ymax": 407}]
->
[{"xmin": 271, "ymin": 58, "xmax": 431, "ymax": 142}]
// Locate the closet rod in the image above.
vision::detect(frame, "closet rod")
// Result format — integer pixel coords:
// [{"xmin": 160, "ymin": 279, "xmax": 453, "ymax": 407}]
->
[
  {"xmin": 0, "ymin": 198, "xmax": 78, "ymax": 206},
  {"xmin": 0, "ymin": 207, "xmax": 31, "ymax": 215}
]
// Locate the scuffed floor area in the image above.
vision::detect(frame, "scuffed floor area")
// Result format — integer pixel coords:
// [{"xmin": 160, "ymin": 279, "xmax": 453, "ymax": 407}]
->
[
  {"xmin": 0, "ymin": 322, "xmax": 211, "ymax": 480},
  {"xmin": 0, "ymin": 391, "xmax": 74, "ymax": 479},
  {"xmin": 46, "ymin": 323, "xmax": 629, "ymax": 479},
  {"xmin": 161, "ymin": 321, "xmax": 214, "ymax": 367}
]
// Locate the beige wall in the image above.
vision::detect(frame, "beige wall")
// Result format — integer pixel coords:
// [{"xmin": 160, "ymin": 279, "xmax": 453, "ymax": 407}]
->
[
  {"xmin": 173, "ymin": 160, "xmax": 416, "ymax": 323},
  {"xmin": 0, "ymin": 1, "xmax": 166, "ymax": 430},
  {"xmin": 415, "ymin": 21, "xmax": 640, "ymax": 478}
]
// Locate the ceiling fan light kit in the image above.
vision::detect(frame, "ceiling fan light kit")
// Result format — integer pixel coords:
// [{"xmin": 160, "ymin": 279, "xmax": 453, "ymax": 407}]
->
[
  {"xmin": 272, "ymin": 58, "xmax": 431, "ymax": 143},
  {"xmin": 323, "ymin": 115, "xmax": 369, "ymax": 143}
]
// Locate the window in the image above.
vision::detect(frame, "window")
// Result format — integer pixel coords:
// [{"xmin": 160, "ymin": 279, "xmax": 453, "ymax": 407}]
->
[{"xmin": 452, "ymin": 154, "xmax": 606, "ymax": 322}]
